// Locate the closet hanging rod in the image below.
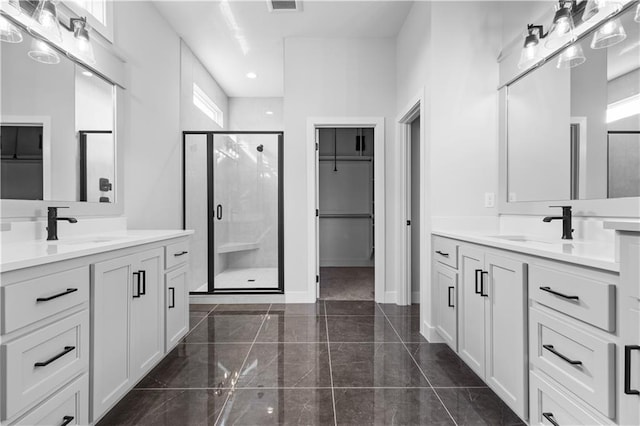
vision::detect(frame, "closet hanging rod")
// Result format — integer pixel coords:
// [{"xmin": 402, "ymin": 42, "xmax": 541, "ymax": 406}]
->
[
  {"xmin": 319, "ymin": 213, "xmax": 373, "ymax": 219},
  {"xmin": 319, "ymin": 156, "xmax": 372, "ymax": 162}
]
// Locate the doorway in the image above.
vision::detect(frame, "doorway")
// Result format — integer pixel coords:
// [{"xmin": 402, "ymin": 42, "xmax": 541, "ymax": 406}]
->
[
  {"xmin": 183, "ymin": 131, "xmax": 284, "ymax": 294},
  {"xmin": 408, "ymin": 116, "xmax": 421, "ymax": 304},
  {"xmin": 317, "ymin": 127, "xmax": 375, "ymax": 300}
]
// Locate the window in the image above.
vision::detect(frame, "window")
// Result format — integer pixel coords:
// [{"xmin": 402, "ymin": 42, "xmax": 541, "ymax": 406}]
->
[
  {"xmin": 63, "ymin": 0, "xmax": 113, "ymax": 42},
  {"xmin": 73, "ymin": 0, "xmax": 106, "ymax": 25},
  {"xmin": 193, "ymin": 83, "xmax": 224, "ymax": 127}
]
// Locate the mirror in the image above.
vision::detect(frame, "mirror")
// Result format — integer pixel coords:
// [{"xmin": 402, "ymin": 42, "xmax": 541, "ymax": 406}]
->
[
  {"xmin": 1, "ymin": 30, "xmax": 116, "ymax": 203},
  {"xmin": 506, "ymin": 7, "xmax": 639, "ymax": 203}
]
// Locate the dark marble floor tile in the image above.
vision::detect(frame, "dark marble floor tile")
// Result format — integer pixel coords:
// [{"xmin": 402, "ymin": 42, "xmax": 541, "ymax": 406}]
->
[
  {"xmin": 211, "ymin": 304, "xmax": 271, "ymax": 315},
  {"xmin": 325, "ymin": 300, "xmax": 382, "ymax": 316},
  {"xmin": 437, "ymin": 388, "xmax": 525, "ymax": 426},
  {"xmin": 190, "ymin": 303, "xmax": 217, "ymax": 313},
  {"xmin": 333, "ymin": 388, "xmax": 454, "ymax": 426},
  {"xmin": 183, "ymin": 315, "xmax": 264, "ymax": 343},
  {"xmin": 236, "ymin": 343, "xmax": 331, "ymax": 388},
  {"xmin": 405, "ymin": 343, "xmax": 486, "ymax": 387},
  {"xmin": 326, "ymin": 315, "xmax": 400, "ymax": 342},
  {"xmin": 218, "ymin": 388, "xmax": 335, "ymax": 425},
  {"xmin": 386, "ymin": 315, "xmax": 428, "ymax": 343},
  {"xmin": 136, "ymin": 343, "xmax": 251, "ymax": 389},
  {"xmin": 378, "ymin": 303, "xmax": 421, "ymax": 316},
  {"xmin": 256, "ymin": 314, "xmax": 328, "ymax": 342},
  {"xmin": 97, "ymin": 389, "xmax": 227, "ymax": 426},
  {"xmin": 189, "ymin": 313, "xmax": 208, "ymax": 331},
  {"xmin": 269, "ymin": 303, "xmax": 325, "ymax": 316},
  {"xmin": 330, "ymin": 343, "xmax": 428, "ymax": 388}
]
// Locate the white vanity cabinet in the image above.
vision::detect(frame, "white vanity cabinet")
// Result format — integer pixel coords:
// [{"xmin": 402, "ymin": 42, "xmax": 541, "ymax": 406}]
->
[
  {"xmin": 432, "ymin": 236, "xmax": 459, "ymax": 351},
  {"xmin": 164, "ymin": 240, "xmax": 190, "ymax": 352},
  {"xmin": 91, "ymin": 247, "xmax": 164, "ymax": 420}
]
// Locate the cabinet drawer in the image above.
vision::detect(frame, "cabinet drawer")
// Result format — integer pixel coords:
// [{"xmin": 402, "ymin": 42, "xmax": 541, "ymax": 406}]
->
[
  {"xmin": 530, "ymin": 370, "xmax": 613, "ymax": 426},
  {"xmin": 1, "ymin": 267, "xmax": 89, "ymax": 334},
  {"xmin": 165, "ymin": 240, "xmax": 190, "ymax": 270},
  {"xmin": 530, "ymin": 308, "xmax": 615, "ymax": 418},
  {"xmin": 2, "ymin": 310, "xmax": 89, "ymax": 420},
  {"xmin": 433, "ymin": 236, "xmax": 458, "ymax": 269},
  {"xmin": 11, "ymin": 373, "xmax": 88, "ymax": 425},
  {"xmin": 530, "ymin": 264, "xmax": 615, "ymax": 331}
]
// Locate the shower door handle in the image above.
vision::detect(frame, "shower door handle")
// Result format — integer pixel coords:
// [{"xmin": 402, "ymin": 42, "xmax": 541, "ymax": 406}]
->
[{"xmin": 216, "ymin": 204, "xmax": 222, "ymax": 220}]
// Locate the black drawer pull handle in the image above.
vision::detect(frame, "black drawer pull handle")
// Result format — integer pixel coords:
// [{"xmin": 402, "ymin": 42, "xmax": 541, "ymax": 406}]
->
[
  {"xmin": 132, "ymin": 272, "xmax": 140, "ymax": 298},
  {"xmin": 625, "ymin": 345, "xmax": 640, "ymax": 395},
  {"xmin": 543, "ymin": 344, "xmax": 582, "ymax": 365},
  {"xmin": 168, "ymin": 287, "xmax": 176, "ymax": 309},
  {"xmin": 139, "ymin": 270, "xmax": 146, "ymax": 296},
  {"xmin": 34, "ymin": 346, "xmax": 75, "ymax": 367},
  {"xmin": 539, "ymin": 286, "xmax": 579, "ymax": 300},
  {"xmin": 542, "ymin": 412, "xmax": 560, "ymax": 426},
  {"xmin": 447, "ymin": 286, "xmax": 455, "ymax": 308},
  {"xmin": 480, "ymin": 271, "xmax": 489, "ymax": 297},
  {"xmin": 36, "ymin": 288, "xmax": 78, "ymax": 302},
  {"xmin": 474, "ymin": 269, "xmax": 482, "ymax": 294},
  {"xmin": 174, "ymin": 251, "xmax": 189, "ymax": 257},
  {"xmin": 61, "ymin": 415, "xmax": 75, "ymax": 426},
  {"xmin": 435, "ymin": 250, "xmax": 449, "ymax": 258}
]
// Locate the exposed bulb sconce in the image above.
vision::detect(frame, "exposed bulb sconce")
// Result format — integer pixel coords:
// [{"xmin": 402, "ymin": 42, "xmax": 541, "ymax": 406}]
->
[
  {"xmin": 582, "ymin": 0, "xmax": 622, "ymax": 22},
  {"xmin": 591, "ymin": 17, "xmax": 627, "ymax": 48},
  {"xmin": 0, "ymin": 15, "xmax": 23, "ymax": 43},
  {"xmin": 33, "ymin": 0, "xmax": 63, "ymax": 42},
  {"xmin": 557, "ymin": 42, "xmax": 586, "ymax": 68},
  {"xmin": 71, "ymin": 16, "xmax": 95, "ymax": 64},
  {"xmin": 28, "ymin": 37, "xmax": 60, "ymax": 64},
  {"xmin": 545, "ymin": 0, "xmax": 576, "ymax": 50}
]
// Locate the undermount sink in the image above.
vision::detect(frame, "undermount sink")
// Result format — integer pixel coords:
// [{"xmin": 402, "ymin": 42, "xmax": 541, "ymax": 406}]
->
[
  {"xmin": 489, "ymin": 235, "xmax": 553, "ymax": 244},
  {"xmin": 48, "ymin": 236, "xmax": 127, "ymax": 245}
]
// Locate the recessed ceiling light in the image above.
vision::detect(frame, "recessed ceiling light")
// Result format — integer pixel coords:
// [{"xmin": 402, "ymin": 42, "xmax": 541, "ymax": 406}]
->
[
  {"xmin": 265, "ymin": 111, "xmax": 274, "ymax": 115},
  {"xmin": 81, "ymin": 70, "xmax": 93, "ymax": 77},
  {"xmin": 246, "ymin": 72, "xmax": 257, "ymax": 79}
]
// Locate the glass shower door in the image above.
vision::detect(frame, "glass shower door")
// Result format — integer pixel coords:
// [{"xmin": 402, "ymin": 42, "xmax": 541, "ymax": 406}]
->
[{"xmin": 210, "ymin": 132, "xmax": 283, "ymax": 293}]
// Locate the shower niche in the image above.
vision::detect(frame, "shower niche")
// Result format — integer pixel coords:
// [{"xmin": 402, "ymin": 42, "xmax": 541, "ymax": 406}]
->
[{"xmin": 184, "ymin": 131, "xmax": 283, "ymax": 294}]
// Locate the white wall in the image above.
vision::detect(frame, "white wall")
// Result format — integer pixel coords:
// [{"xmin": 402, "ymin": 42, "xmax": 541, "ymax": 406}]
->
[
  {"xmin": 228, "ymin": 98, "xmax": 283, "ymax": 131},
  {"xmin": 396, "ymin": 1, "xmax": 502, "ymax": 337},
  {"xmin": 283, "ymin": 37, "xmax": 397, "ymax": 302},
  {"xmin": 115, "ymin": 1, "xmax": 181, "ymax": 229}
]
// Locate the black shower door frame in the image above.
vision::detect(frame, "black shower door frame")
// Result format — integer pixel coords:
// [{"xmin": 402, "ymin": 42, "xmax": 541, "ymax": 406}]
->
[{"xmin": 183, "ymin": 131, "xmax": 284, "ymax": 294}]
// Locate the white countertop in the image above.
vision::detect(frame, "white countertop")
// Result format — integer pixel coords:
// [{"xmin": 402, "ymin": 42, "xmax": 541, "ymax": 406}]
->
[
  {"xmin": 0, "ymin": 230, "xmax": 193, "ymax": 273},
  {"xmin": 432, "ymin": 230, "xmax": 618, "ymax": 272},
  {"xmin": 603, "ymin": 220, "xmax": 640, "ymax": 233}
]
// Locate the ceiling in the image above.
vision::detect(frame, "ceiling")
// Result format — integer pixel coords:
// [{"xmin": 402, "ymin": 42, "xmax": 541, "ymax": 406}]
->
[{"xmin": 153, "ymin": 0, "xmax": 413, "ymax": 97}]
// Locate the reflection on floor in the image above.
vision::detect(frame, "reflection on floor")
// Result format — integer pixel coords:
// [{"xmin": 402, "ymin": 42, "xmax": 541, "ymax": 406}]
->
[
  {"xmin": 98, "ymin": 302, "xmax": 524, "ymax": 426},
  {"xmin": 195, "ymin": 267, "xmax": 278, "ymax": 292},
  {"xmin": 320, "ymin": 267, "xmax": 374, "ymax": 300}
]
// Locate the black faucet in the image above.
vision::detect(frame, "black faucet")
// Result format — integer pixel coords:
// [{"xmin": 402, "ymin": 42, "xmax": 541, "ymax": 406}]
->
[
  {"xmin": 542, "ymin": 205, "xmax": 573, "ymax": 240},
  {"xmin": 47, "ymin": 207, "xmax": 77, "ymax": 241}
]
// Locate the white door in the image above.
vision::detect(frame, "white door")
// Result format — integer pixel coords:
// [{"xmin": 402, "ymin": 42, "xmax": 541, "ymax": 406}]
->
[
  {"xmin": 435, "ymin": 262, "xmax": 457, "ymax": 351},
  {"xmin": 458, "ymin": 245, "xmax": 486, "ymax": 377},
  {"xmin": 315, "ymin": 128, "xmax": 320, "ymax": 299},
  {"xmin": 405, "ymin": 126, "xmax": 412, "ymax": 305},
  {"xmin": 91, "ymin": 255, "xmax": 133, "ymax": 420},
  {"xmin": 484, "ymin": 253, "xmax": 528, "ymax": 420},
  {"xmin": 130, "ymin": 248, "xmax": 164, "ymax": 382},
  {"xmin": 166, "ymin": 265, "xmax": 189, "ymax": 351}
]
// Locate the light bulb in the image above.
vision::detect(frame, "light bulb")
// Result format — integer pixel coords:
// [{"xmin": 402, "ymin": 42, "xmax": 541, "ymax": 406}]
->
[
  {"xmin": 33, "ymin": 0, "xmax": 62, "ymax": 42},
  {"xmin": 0, "ymin": 15, "xmax": 23, "ymax": 43}
]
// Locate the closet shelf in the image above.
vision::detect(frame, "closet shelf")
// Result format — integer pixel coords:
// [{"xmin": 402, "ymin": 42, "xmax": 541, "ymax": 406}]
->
[
  {"xmin": 319, "ymin": 156, "xmax": 372, "ymax": 162},
  {"xmin": 319, "ymin": 213, "xmax": 373, "ymax": 219}
]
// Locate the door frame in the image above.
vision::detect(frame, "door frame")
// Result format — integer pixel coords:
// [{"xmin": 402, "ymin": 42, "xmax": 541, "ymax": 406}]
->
[
  {"xmin": 307, "ymin": 117, "xmax": 385, "ymax": 303},
  {"xmin": 183, "ymin": 130, "xmax": 285, "ymax": 295},
  {"xmin": 397, "ymin": 90, "xmax": 427, "ymax": 307}
]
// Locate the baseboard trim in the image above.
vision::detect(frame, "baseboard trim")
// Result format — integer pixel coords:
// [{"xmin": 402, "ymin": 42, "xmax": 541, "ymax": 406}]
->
[
  {"xmin": 285, "ymin": 291, "xmax": 317, "ymax": 304},
  {"xmin": 320, "ymin": 260, "xmax": 375, "ymax": 267},
  {"xmin": 384, "ymin": 291, "xmax": 397, "ymax": 304},
  {"xmin": 411, "ymin": 291, "xmax": 420, "ymax": 304},
  {"xmin": 422, "ymin": 320, "xmax": 446, "ymax": 343}
]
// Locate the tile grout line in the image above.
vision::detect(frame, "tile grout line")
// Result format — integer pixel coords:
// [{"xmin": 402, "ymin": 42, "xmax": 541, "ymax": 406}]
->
[
  {"xmin": 376, "ymin": 303, "xmax": 459, "ymax": 426},
  {"xmin": 324, "ymin": 300, "xmax": 338, "ymax": 426},
  {"xmin": 213, "ymin": 304, "xmax": 272, "ymax": 426}
]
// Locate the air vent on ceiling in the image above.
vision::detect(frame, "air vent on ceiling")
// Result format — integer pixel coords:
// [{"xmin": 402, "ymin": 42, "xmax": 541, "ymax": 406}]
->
[{"xmin": 267, "ymin": 0, "xmax": 302, "ymax": 12}]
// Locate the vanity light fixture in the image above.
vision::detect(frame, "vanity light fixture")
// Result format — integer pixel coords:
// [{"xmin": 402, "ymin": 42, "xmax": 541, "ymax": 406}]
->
[
  {"xmin": 591, "ymin": 17, "xmax": 627, "ymax": 48},
  {"xmin": 28, "ymin": 37, "xmax": 60, "ymax": 64},
  {"xmin": 545, "ymin": 0, "xmax": 576, "ymax": 50},
  {"xmin": 0, "ymin": 15, "xmax": 23, "ymax": 43},
  {"xmin": 70, "ymin": 16, "xmax": 95, "ymax": 64},
  {"xmin": 582, "ymin": 0, "xmax": 622, "ymax": 23},
  {"xmin": 557, "ymin": 42, "xmax": 586, "ymax": 68},
  {"xmin": 518, "ymin": 24, "xmax": 545, "ymax": 69},
  {"xmin": 33, "ymin": 0, "xmax": 63, "ymax": 42}
]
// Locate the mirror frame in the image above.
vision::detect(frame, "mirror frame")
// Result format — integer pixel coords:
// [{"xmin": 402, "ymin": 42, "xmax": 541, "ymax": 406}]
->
[
  {"xmin": 498, "ymin": 1, "xmax": 640, "ymax": 218},
  {"xmin": 0, "ymin": 6, "xmax": 126, "ymax": 219}
]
